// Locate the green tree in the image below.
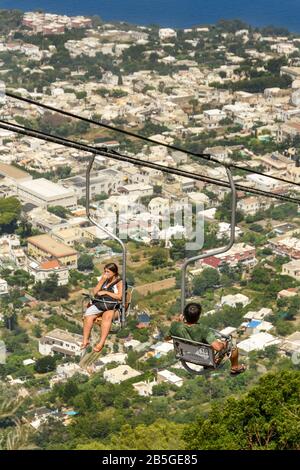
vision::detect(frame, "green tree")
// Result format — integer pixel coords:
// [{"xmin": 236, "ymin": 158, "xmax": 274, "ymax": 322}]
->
[
  {"xmin": 47, "ymin": 205, "xmax": 69, "ymax": 219},
  {"xmin": 152, "ymin": 383, "xmax": 169, "ymax": 396},
  {"xmin": 183, "ymin": 370, "xmax": 300, "ymax": 450},
  {"xmin": 170, "ymin": 238, "xmax": 186, "ymax": 261},
  {"xmin": 150, "ymin": 248, "xmax": 169, "ymax": 268},
  {"xmin": 78, "ymin": 254, "xmax": 94, "ymax": 271},
  {"xmin": 34, "ymin": 356, "xmax": 57, "ymax": 373},
  {"xmin": 192, "ymin": 268, "xmax": 220, "ymax": 296},
  {"xmin": 0, "ymin": 197, "xmax": 21, "ymax": 235},
  {"xmin": 76, "ymin": 419, "xmax": 186, "ymax": 450}
]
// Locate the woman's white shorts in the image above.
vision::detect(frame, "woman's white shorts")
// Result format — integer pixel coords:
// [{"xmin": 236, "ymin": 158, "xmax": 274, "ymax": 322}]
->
[{"xmin": 84, "ymin": 304, "xmax": 101, "ymax": 316}]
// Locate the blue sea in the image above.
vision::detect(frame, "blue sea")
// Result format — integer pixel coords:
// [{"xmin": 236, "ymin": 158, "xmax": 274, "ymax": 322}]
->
[{"xmin": 1, "ymin": 0, "xmax": 300, "ymax": 32}]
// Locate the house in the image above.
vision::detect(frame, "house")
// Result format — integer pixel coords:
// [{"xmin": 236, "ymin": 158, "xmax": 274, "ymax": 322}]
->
[
  {"xmin": 27, "ymin": 258, "xmax": 69, "ymax": 286},
  {"xmin": 56, "ymin": 362, "xmax": 88, "ymax": 378},
  {"xmin": 103, "ymin": 365, "xmax": 141, "ymax": 384},
  {"xmin": 137, "ymin": 312, "xmax": 151, "ymax": 329},
  {"xmin": 157, "ymin": 370, "xmax": 183, "ymax": 387},
  {"xmin": 23, "ymin": 359, "xmax": 36, "ymax": 366},
  {"xmin": 0, "ymin": 278, "xmax": 8, "ymax": 295},
  {"xmin": 246, "ymin": 174, "xmax": 278, "ymax": 192},
  {"xmin": 280, "ymin": 331, "xmax": 300, "ymax": 356},
  {"xmin": 133, "ymin": 380, "xmax": 157, "ymax": 396},
  {"xmin": 201, "ymin": 243, "xmax": 256, "ymax": 270},
  {"xmin": 50, "ymin": 363, "xmax": 89, "ymax": 386},
  {"xmin": 118, "ymin": 183, "xmax": 153, "ymax": 198},
  {"xmin": 219, "ymin": 326, "xmax": 237, "ymax": 336},
  {"xmin": 93, "ymin": 353, "xmax": 127, "ymax": 370},
  {"xmin": 148, "ymin": 197, "xmax": 170, "ymax": 218},
  {"xmin": 39, "ymin": 329, "xmax": 83, "ymax": 357},
  {"xmin": 220, "ymin": 293, "xmax": 250, "ymax": 308},
  {"xmin": 25, "ymin": 407, "xmax": 57, "ymax": 430},
  {"xmin": 277, "ymin": 288, "xmax": 298, "ymax": 299},
  {"xmin": 62, "ymin": 169, "xmax": 123, "ymax": 199},
  {"xmin": 245, "ymin": 320, "xmax": 274, "ymax": 335},
  {"xmin": 243, "ymin": 308, "xmax": 272, "ymax": 321},
  {"xmin": 269, "ymin": 236, "xmax": 300, "ymax": 259},
  {"xmin": 17, "ymin": 178, "xmax": 77, "ymax": 209},
  {"xmin": 124, "ymin": 339, "xmax": 142, "ymax": 350},
  {"xmin": 151, "ymin": 341, "xmax": 174, "ymax": 356},
  {"xmin": 237, "ymin": 196, "xmax": 271, "ymax": 216},
  {"xmin": 27, "ymin": 234, "xmax": 78, "ymax": 269},
  {"xmin": 159, "ymin": 28, "xmax": 177, "ymax": 40},
  {"xmin": 237, "ymin": 332, "xmax": 281, "ymax": 353},
  {"xmin": 26, "ymin": 207, "xmax": 64, "ymax": 232},
  {"xmin": 51, "ymin": 227, "xmax": 85, "ymax": 247},
  {"xmin": 217, "ymin": 222, "xmax": 242, "ymax": 240},
  {"xmin": 281, "ymin": 259, "xmax": 300, "ymax": 280}
]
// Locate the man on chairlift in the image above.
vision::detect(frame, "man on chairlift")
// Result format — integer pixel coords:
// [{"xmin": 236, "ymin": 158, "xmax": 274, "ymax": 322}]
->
[{"xmin": 168, "ymin": 302, "xmax": 246, "ymax": 375}]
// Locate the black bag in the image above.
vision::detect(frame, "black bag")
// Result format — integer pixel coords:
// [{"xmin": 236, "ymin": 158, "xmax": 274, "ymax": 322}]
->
[
  {"xmin": 92, "ymin": 296, "xmax": 120, "ymax": 312},
  {"xmin": 92, "ymin": 277, "xmax": 121, "ymax": 312}
]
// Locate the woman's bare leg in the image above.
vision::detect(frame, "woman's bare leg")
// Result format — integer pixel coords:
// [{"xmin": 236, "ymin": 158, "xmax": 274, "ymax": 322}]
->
[
  {"xmin": 82, "ymin": 314, "xmax": 98, "ymax": 347},
  {"xmin": 93, "ymin": 310, "xmax": 115, "ymax": 352}
]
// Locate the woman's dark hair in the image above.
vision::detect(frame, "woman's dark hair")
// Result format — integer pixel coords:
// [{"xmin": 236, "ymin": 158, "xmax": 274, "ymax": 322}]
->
[
  {"xmin": 183, "ymin": 302, "xmax": 202, "ymax": 324},
  {"xmin": 104, "ymin": 263, "xmax": 119, "ymax": 276}
]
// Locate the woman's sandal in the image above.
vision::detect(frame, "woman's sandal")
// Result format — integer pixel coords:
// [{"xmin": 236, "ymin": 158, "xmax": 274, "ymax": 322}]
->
[
  {"xmin": 230, "ymin": 364, "xmax": 246, "ymax": 375},
  {"xmin": 80, "ymin": 342, "xmax": 90, "ymax": 350}
]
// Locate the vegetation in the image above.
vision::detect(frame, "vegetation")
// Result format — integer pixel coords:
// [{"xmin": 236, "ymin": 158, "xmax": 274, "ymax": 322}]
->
[{"xmin": 184, "ymin": 370, "xmax": 300, "ymax": 450}]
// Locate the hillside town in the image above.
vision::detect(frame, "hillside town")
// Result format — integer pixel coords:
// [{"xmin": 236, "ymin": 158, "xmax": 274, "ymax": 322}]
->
[{"xmin": 0, "ymin": 10, "xmax": 300, "ymax": 450}]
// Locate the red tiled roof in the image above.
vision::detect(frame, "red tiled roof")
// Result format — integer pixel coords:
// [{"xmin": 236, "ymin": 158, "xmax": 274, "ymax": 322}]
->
[{"xmin": 202, "ymin": 257, "xmax": 221, "ymax": 268}]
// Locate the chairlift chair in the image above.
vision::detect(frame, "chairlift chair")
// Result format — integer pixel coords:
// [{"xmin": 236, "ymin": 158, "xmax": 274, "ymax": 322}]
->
[
  {"xmin": 176, "ymin": 165, "xmax": 237, "ymax": 374},
  {"xmin": 86, "ymin": 155, "xmax": 127, "ymax": 327},
  {"xmin": 172, "ymin": 329, "xmax": 234, "ymax": 375}
]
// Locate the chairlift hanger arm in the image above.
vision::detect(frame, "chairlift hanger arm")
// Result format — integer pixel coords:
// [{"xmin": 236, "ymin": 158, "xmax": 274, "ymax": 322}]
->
[
  {"xmin": 181, "ymin": 166, "xmax": 236, "ymax": 313},
  {"xmin": 86, "ymin": 154, "xmax": 127, "ymax": 326}
]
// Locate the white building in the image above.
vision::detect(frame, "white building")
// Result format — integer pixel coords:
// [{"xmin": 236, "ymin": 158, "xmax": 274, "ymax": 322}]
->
[
  {"xmin": 220, "ymin": 293, "xmax": 250, "ymax": 308},
  {"xmin": 133, "ymin": 380, "xmax": 157, "ymax": 396},
  {"xmin": 120, "ymin": 183, "xmax": 153, "ymax": 198},
  {"xmin": 151, "ymin": 341, "xmax": 174, "ymax": 356},
  {"xmin": 94, "ymin": 353, "xmax": 127, "ymax": 370},
  {"xmin": 62, "ymin": 169, "xmax": 123, "ymax": 199},
  {"xmin": 203, "ymin": 109, "xmax": 227, "ymax": 124},
  {"xmin": 124, "ymin": 339, "xmax": 142, "ymax": 350},
  {"xmin": 217, "ymin": 222, "xmax": 242, "ymax": 240},
  {"xmin": 39, "ymin": 329, "xmax": 83, "ymax": 357},
  {"xmin": 27, "ymin": 258, "xmax": 69, "ymax": 285},
  {"xmin": 282, "ymin": 259, "xmax": 300, "ymax": 280},
  {"xmin": 237, "ymin": 332, "xmax": 281, "ymax": 353},
  {"xmin": 17, "ymin": 178, "xmax": 77, "ymax": 209},
  {"xmin": 243, "ymin": 308, "xmax": 272, "ymax": 321},
  {"xmin": 280, "ymin": 331, "xmax": 300, "ymax": 356},
  {"xmin": 103, "ymin": 365, "xmax": 141, "ymax": 384},
  {"xmin": 245, "ymin": 174, "xmax": 278, "ymax": 192},
  {"xmin": 159, "ymin": 28, "xmax": 177, "ymax": 40},
  {"xmin": 0, "ymin": 278, "xmax": 8, "ymax": 295},
  {"xmin": 157, "ymin": 369, "xmax": 183, "ymax": 387},
  {"xmin": 219, "ymin": 326, "xmax": 237, "ymax": 336}
]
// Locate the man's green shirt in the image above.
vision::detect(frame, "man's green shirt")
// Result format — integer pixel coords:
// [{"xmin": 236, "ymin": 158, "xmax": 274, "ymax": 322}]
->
[{"xmin": 169, "ymin": 321, "xmax": 216, "ymax": 344}]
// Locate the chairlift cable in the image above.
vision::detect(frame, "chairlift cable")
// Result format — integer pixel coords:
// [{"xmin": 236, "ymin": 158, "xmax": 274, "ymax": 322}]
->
[
  {"xmin": 0, "ymin": 118, "xmax": 299, "ymax": 204},
  {"xmin": 5, "ymin": 90, "xmax": 300, "ymax": 189}
]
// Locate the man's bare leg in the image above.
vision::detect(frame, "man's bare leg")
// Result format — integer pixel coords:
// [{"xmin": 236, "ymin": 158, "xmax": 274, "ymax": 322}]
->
[{"xmin": 230, "ymin": 347, "xmax": 246, "ymax": 374}]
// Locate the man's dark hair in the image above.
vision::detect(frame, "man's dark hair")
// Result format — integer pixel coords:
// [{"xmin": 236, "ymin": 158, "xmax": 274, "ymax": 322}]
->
[{"xmin": 183, "ymin": 302, "xmax": 202, "ymax": 324}]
